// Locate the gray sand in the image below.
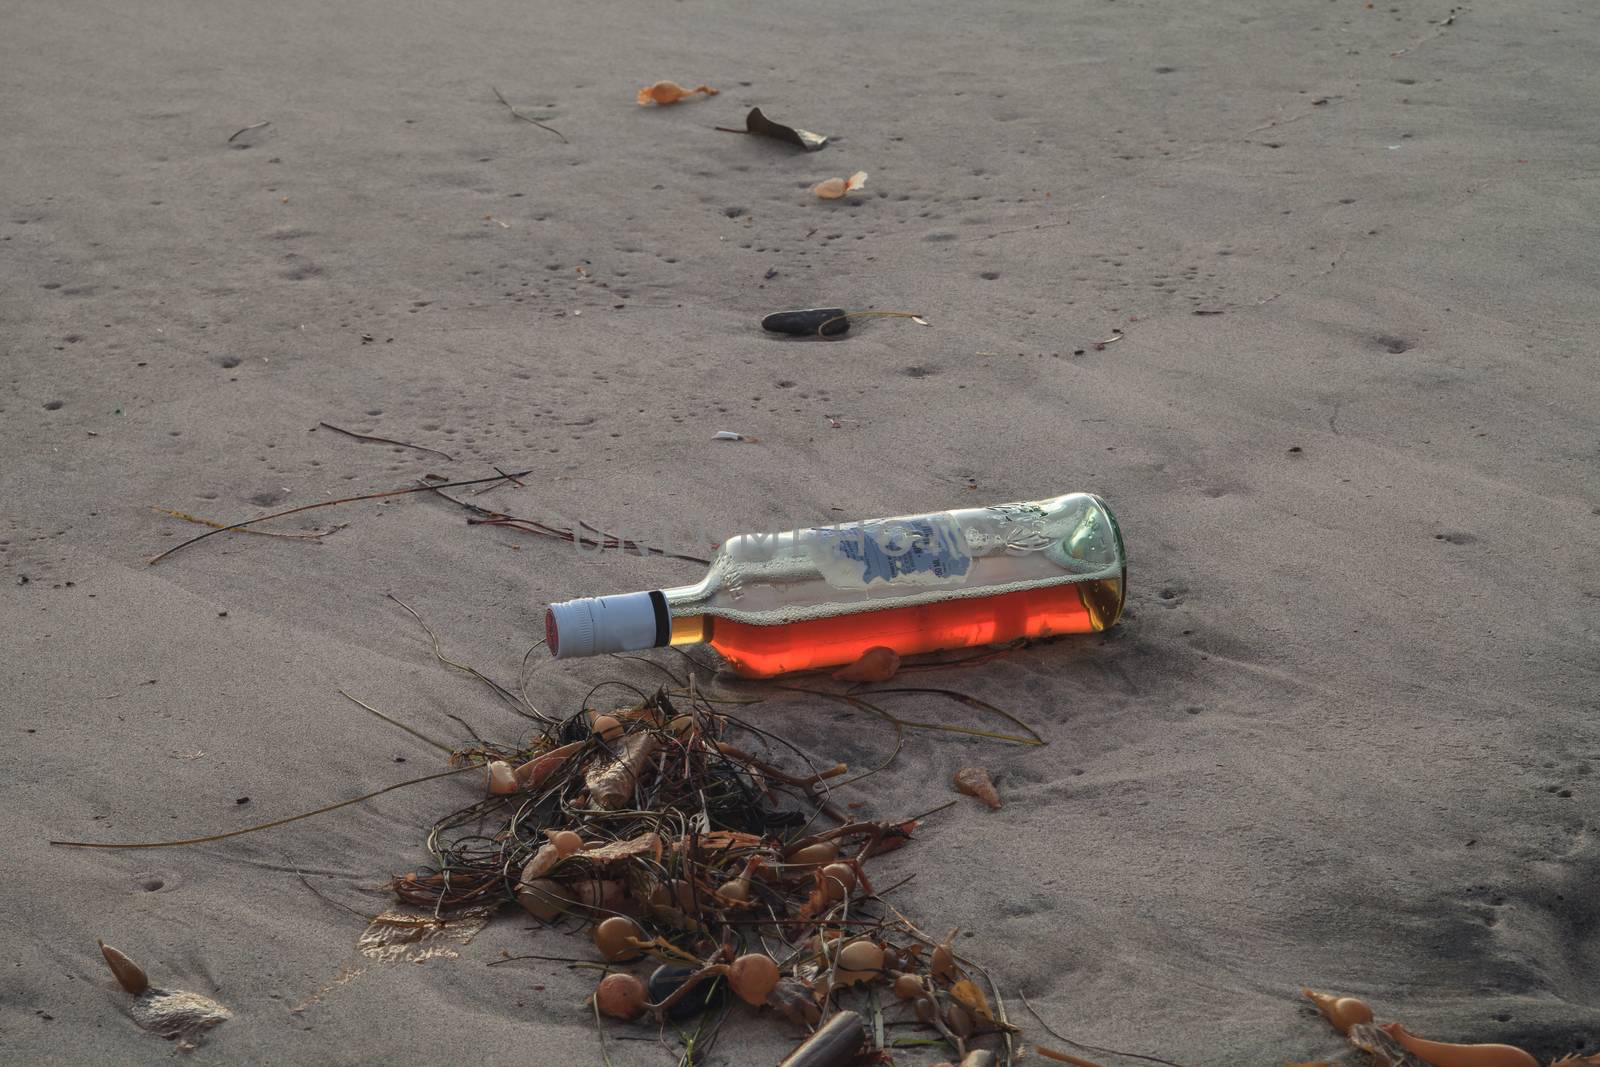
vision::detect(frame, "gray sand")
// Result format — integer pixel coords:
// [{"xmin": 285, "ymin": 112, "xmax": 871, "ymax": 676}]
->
[{"xmin": 4, "ymin": 0, "xmax": 1599, "ymax": 1063}]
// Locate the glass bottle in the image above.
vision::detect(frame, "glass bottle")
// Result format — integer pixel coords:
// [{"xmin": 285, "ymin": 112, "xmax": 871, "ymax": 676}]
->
[{"xmin": 546, "ymin": 492, "xmax": 1125, "ymax": 678}]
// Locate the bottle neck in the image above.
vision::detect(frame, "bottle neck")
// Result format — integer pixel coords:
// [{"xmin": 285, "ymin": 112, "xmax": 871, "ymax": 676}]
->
[{"xmin": 661, "ymin": 581, "xmax": 713, "ymax": 646}]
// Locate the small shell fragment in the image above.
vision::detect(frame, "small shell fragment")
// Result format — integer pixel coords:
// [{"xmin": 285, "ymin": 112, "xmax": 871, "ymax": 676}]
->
[
  {"xmin": 712, "ymin": 430, "xmax": 760, "ymax": 443},
  {"xmin": 953, "ymin": 766, "xmax": 1001, "ymax": 809},
  {"xmin": 813, "ymin": 171, "xmax": 868, "ymax": 199}
]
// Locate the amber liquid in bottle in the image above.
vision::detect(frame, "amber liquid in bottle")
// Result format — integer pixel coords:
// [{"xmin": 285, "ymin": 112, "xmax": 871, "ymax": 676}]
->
[{"xmin": 669, "ymin": 575, "xmax": 1124, "ymax": 677}]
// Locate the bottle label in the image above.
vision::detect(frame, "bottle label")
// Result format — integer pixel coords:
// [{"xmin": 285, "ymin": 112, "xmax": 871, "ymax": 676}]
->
[{"xmin": 808, "ymin": 516, "xmax": 972, "ymax": 587}]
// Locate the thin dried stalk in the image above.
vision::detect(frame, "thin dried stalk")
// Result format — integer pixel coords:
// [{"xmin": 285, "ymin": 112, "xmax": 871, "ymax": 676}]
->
[
  {"xmin": 318, "ymin": 421, "xmax": 455, "ymax": 461},
  {"xmin": 151, "ymin": 507, "xmax": 347, "ymax": 541},
  {"xmin": 148, "ymin": 470, "xmax": 531, "ymax": 564}
]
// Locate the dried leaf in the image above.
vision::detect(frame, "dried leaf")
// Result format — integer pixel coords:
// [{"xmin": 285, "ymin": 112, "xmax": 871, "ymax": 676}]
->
[
  {"xmin": 832, "ymin": 646, "xmax": 900, "ymax": 683},
  {"xmin": 860, "ymin": 818, "xmax": 919, "ymax": 856},
  {"xmin": 949, "ymin": 978, "xmax": 995, "ymax": 1024},
  {"xmin": 637, "ymin": 81, "xmax": 719, "ymax": 107},
  {"xmin": 718, "ymin": 106, "xmax": 828, "ymax": 151},
  {"xmin": 813, "ymin": 171, "xmax": 868, "ymax": 199},
  {"xmin": 679, "ymin": 830, "xmax": 767, "ymax": 853},
  {"xmin": 579, "ymin": 831, "xmax": 664, "ymax": 867},
  {"xmin": 953, "ymin": 766, "xmax": 1001, "ymax": 809},
  {"xmin": 358, "ymin": 909, "xmax": 487, "ymax": 964}
]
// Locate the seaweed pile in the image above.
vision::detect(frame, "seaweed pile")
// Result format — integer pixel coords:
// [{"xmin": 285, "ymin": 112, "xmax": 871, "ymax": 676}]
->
[{"xmin": 391, "ymin": 683, "xmax": 1016, "ymax": 1064}]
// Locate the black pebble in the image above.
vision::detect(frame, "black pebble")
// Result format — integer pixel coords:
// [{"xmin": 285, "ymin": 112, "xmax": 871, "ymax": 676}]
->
[
  {"xmin": 648, "ymin": 965, "xmax": 727, "ymax": 1021},
  {"xmin": 761, "ymin": 308, "xmax": 849, "ymax": 338},
  {"xmin": 235, "ymin": 797, "xmax": 250, "ymax": 805}
]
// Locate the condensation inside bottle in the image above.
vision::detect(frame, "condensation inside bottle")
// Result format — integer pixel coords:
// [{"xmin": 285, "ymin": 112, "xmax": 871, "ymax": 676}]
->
[{"xmin": 672, "ymin": 575, "xmax": 1124, "ymax": 677}]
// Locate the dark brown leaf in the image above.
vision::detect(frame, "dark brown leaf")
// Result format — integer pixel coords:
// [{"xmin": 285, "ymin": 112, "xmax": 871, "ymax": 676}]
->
[{"xmin": 718, "ymin": 107, "xmax": 828, "ymax": 151}]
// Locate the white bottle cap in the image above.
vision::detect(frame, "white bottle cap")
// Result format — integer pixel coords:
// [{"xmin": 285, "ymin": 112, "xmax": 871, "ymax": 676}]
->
[{"xmin": 546, "ymin": 591, "xmax": 669, "ymax": 659}]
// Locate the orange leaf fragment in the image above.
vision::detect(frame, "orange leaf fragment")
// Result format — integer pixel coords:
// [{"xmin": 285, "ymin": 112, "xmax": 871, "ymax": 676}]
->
[
  {"xmin": 812, "ymin": 170, "xmax": 869, "ymax": 199},
  {"xmin": 637, "ymin": 81, "xmax": 719, "ymax": 107},
  {"xmin": 949, "ymin": 978, "xmax": 995, "ymax": 1024},
  {"xmin": 953, "ymin": 766, "xmax": 1001, "ymax": 809},
  {"xmin": 514, "ymin": 739, "xmax": 585, "ymax": 790},
  {"xmin": 832, "ymin": 645, "xmax": 900, "ymax": 683}
]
